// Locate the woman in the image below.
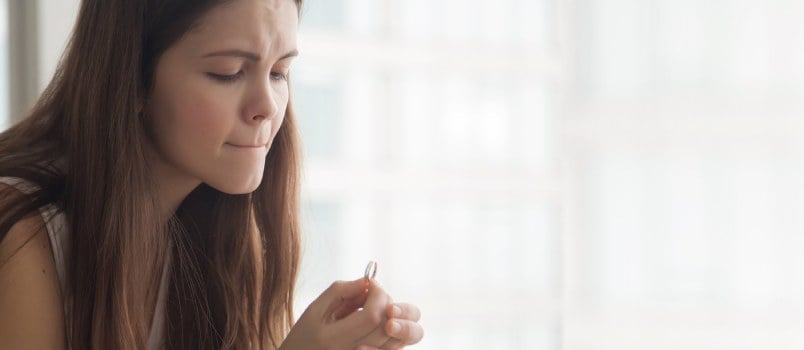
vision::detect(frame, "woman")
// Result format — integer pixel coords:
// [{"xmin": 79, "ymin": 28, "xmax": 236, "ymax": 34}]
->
[{"xmin": 0, "ymin": 0, "xmax": 423, "ymax": 348}]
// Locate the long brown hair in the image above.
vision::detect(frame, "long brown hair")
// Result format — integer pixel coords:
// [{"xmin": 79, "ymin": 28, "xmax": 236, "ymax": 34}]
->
[{"xmin": 0, "ymin": 0, "xmax": 303, "ymax": 348}]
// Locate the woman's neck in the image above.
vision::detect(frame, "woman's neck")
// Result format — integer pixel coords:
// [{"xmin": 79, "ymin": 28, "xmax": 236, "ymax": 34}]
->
[{"xmin": 148, "ymin": 152, "xmax": 202, "ymax": 219}]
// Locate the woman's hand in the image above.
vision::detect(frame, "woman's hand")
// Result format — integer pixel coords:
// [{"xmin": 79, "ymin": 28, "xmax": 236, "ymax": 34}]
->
[{"xmin": 280, "ymin": 278, "xmax": 424, "ymax": 350}]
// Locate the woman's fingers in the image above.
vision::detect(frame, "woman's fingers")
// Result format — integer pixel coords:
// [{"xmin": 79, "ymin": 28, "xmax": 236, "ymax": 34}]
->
[
  {"xmin": 377, "ymin": 304, "xmax": 424, "ymax": 349},
  {"xmin": 372, "ymin": 320, "xmax": 424, "ymax": 350},
  {"xmin": 386, "ymin": 302, "xmax": 420, "ymax": 322},
  {"xmin": 287, "ymin": 277, "xmax": 423, "ymax": 350},
  {"xmin": 351, "ymin": 289, "xmax": 425, "ymax": 348},
  {"xmin": 321, "ymin": 278, "xmax": 369, "ymax": 304},
  {"xmin": 331, "ymin": 281, "xmax": 376, "ymax": 321},
  {"xmin": 378, "ymin": 302, "xmax": 422, "ymax": 348},
  {"xmin": 331, "ymin": 292, "xmax": 369, "ymax": 320},
  {"xmin": 353, "ymin": 322, "xmax": 390, "ymax": 348},
  {"xmin": 314, "ymin": 278, "xmax": 369, "ymax": 321},
  {"xmin": 379, "ymin": 336, "xmax": 405, "ymax": 350},
  {"xmin": 333, "ymin": 280, "xmax": 392, "ymax": 344},
  {"xmin": 384, "ymin": 319, "xmax": 424, "ymax": 346}
]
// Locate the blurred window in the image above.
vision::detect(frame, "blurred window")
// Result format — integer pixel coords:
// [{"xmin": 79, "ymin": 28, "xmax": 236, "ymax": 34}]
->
[{"xmin": 294, "ymin": 0, "xmax": 561, "ymax": 348}]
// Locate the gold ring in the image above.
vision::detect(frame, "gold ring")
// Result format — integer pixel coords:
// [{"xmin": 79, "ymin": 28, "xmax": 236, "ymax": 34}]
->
[{"xmin": 364, "ymin": 260, "xmax": 378, "ymax": 282}]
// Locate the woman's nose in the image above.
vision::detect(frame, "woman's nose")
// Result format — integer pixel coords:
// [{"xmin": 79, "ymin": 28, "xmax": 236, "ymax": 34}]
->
[{"xmin": 244, "ymin": 83, "xmax": 278, "ymax": 124}]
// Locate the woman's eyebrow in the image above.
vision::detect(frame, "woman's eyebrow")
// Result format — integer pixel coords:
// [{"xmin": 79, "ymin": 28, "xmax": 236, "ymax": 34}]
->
[{"xmin": 202, "ymin": 49, "xmax": 299, "ymax": 61}]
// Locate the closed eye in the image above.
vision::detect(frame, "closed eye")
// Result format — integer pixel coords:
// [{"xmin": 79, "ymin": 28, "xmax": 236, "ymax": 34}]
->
[
  {"xmin": 207, "ymin": 71, "xmax": 243, "ymax": 83},
  {"xmin": 270, "ymin": 72, "xmax": 289, "ymax": 81}
]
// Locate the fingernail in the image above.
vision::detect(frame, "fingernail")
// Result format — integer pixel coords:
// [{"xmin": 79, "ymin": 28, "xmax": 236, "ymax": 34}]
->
[
  {"xmin": 392, "ymin": 305, "xmax": 402, "ymax": 317},
  {"xmin": 390, "ymin": 320, "xmax": 401, "ymax": 335}
]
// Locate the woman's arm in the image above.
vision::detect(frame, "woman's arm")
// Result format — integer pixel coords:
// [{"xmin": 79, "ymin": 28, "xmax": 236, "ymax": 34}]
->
[{"xmin": 0, "ymin": 186, "xmax": 66, "ymax": 349}]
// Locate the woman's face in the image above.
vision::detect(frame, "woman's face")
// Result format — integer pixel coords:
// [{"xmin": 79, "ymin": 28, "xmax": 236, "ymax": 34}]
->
[{"xmin": 147, "ymin": 0, "xmax": 298, "ymax": 194}]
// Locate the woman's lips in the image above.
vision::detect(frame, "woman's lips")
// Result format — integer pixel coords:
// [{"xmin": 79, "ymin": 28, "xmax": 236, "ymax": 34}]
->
[{"xmin": 225, "ymin": 142, "xmax": 267, "ymax": 149}]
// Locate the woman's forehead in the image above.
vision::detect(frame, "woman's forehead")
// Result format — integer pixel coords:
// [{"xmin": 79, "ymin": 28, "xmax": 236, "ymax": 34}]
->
[{"xmin": 185, "ymin": 0, "xmax": 298, "ymax": 55}]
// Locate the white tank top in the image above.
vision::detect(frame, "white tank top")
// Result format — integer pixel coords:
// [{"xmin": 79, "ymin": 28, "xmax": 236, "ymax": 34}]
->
[{"xmin": 0, "ymin": 177, "xmax": 168, "ymax": 349}]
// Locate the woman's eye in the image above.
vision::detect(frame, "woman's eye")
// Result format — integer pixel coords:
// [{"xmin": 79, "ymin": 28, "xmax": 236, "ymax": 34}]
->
[
  {"xmin": 270, "ymin": 72, "xmax": 288, "ymax": 81},
  {"xmin": 207, "ymin": 71, "xmax": 243, "ymax": 83}
]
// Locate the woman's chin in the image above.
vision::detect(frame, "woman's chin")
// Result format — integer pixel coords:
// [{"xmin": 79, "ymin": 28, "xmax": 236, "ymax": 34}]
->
[{"xmin": 206, "ymin": 174, "xmax": 264, "ymax": 195}]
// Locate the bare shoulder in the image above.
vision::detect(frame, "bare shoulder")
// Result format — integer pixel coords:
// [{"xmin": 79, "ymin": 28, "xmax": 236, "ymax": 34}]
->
[{"xmin": 0, "ymin": 183, "xmax": 66, "ymax": 349}]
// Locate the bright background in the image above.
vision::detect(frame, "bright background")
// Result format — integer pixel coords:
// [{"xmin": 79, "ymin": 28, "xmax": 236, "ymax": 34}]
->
[
  {"xmin": 2, "ymin": 0, "xmax": 804, "ymax": 349},
  {"xmin": 0, "ymin": 0, "xmax": 7, "ymax": 126}
]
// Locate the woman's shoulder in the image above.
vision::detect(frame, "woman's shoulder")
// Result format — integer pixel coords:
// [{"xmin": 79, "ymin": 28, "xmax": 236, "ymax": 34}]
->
[
  {"xmin": 0, "ymin": 179, "xmax": 52, "ymax": 260},
  {"xmin": 0, "ymin": 182, "xmax": 67, "ymax": 348},
  {"xmin": 0, "ymin": 176, "xmax": 69, "ymax": 285},
  {"xmin": 0, "ymin": 181, "xmax": 56, "ymax": 266}
]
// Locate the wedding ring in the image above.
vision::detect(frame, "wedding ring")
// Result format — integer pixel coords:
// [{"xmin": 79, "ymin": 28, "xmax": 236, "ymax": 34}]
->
[{"xmin": 364, "ymin": 260, "xmax": 378, "ymax": 282}]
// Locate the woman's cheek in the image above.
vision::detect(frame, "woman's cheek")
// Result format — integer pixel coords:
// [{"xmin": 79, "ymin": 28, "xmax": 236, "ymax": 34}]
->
[
  {"xmin": 179, "ymin": 92, "xmax": 232, "ymax": 141},
  {"xmin": 272, "ymin": 105, "xmax": 288, "ymax": 138}
]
